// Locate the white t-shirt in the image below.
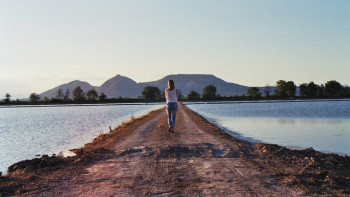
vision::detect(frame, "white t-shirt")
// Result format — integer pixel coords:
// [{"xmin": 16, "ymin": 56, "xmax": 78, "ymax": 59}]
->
[{"xmin": 165, "ymin": 88, "xmax": 178, "ymax": 103}]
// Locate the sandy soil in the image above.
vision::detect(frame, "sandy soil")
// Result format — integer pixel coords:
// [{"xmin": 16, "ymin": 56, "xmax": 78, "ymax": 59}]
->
[{"xmin": 1, "ymin": 103, "xmax": 349, "ymax": 196}]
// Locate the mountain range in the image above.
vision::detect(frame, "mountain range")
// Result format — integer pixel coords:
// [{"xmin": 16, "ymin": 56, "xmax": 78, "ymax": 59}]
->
[{"xmin": 39, "ymin": 74, "xmax": 264, "ymax": 99}]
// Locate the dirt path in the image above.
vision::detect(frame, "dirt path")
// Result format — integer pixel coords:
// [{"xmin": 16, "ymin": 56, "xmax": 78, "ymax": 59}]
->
[
  {"xmin": 17, "ymin": 104, "xmax": 297, "ymax": 196},
  {"xmin": 3, "ymin": 103, "xmax": 349, "ymax": 196}
]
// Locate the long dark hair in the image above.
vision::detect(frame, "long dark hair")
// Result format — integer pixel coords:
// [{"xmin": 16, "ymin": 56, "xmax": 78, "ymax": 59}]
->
[{"xmin": 168, "ymin": 79, "xmax": 175, "ymax": 90}]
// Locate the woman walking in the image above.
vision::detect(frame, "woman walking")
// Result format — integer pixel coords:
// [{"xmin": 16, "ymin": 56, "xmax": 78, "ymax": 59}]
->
[{"xmin": 164, "ymin": 79, "xmax": 180, "ymax": 133}]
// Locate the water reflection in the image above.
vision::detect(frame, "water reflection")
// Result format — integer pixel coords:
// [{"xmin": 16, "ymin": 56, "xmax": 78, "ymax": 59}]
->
[
  {"xmin": 0, "ymin": 104, "xmax": 162, "ymax": 173},
  {"xmin": 275, "ymin": 118, "xmax": 344, "ymax": 125},
  {"xmin": 276, "ymin": 118, "xmax": 296, "ymax": 125},
  {"xmin": 187, "ymin": 101, "xmax": 350, "ymax": 155},
  {"xmin": 215, "ymin": 117, "xmax": 350, "ymax": 155}
]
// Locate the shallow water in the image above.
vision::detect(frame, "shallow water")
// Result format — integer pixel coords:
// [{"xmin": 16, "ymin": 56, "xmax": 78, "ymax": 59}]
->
[
  {"xmin": 187, "ymin": 100, "xmax": 350, "ymax": 155},
  {"xmin": 0, "ymin": 104, "xmax": 162, "ymax": 173}
]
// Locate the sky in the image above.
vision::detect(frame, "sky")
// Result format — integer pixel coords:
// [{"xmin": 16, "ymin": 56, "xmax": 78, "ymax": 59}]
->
[{"xmin": 0, "ymin": 0, "xmax": 349, "ymax": 99}]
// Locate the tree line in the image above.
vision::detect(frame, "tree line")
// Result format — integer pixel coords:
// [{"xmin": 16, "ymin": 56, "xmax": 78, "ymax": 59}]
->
[
  {"xmin": 141, "ymin": 80, "xmax": 350, "ymax": 100},
  {"xmin": 140, "ymin": 85, "xmax": 218, "ymax": 100},
  {"xmin": 1, "ymin": 86, "xmax": 108, "ymax": 104},
  {"xmin": 2, "ymin": 80, "xmax": 349, "ymax": 104},
  {"xmin": 32, "ymin": 86, "xmax": 108, "ymax": 103},
  {"xmin": 270, "ymin": 80, "xmax": 349, "ymax": 99}
]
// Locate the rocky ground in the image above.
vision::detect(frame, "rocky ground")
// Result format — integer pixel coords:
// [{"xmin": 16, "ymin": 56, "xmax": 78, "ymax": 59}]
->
[{"xmin": 0, "ymin": 103, "xmax": 349, "ymax": 196}]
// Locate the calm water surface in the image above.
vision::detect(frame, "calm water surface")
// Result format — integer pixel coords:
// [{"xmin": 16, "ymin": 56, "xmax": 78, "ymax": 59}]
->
[
  {"xmin": 187, "ymin": 100, "xmax": 350, "ymax": 155},
  {"xmin": 0, "ymin": 104, "xmax": 162, "ymax": 173}
]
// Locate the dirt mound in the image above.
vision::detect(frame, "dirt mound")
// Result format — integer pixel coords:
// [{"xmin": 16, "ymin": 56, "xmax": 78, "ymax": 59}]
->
[
  {"xmin": 114, "ymin": 143, "xmax": 239, "ymax": 159},
  {"xmin": 255, "ymin": 143, "xmax": 350, "ymax": 195},
  {"xmin": 156, "ymin": 143, "xmax": 239, "ymax": 158},
  {"xmin": 8, "ymin": 155, "xmax": 65, "ymax": 173}
]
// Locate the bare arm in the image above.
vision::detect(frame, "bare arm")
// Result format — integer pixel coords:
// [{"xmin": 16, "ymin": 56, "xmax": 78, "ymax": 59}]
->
[{"xmin": 176, "ymin": 89, "xmax": 182, "ymax": 98}]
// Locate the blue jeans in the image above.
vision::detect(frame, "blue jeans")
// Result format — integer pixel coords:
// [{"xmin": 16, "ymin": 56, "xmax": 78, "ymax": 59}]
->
[{"xmin": 166, "ymin": 102, "xmax": 178, "ymax": 128}]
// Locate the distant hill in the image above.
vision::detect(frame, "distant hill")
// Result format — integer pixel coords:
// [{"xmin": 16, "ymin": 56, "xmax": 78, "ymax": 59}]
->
[
  {"xmin": 96, "ymin": 75, "xmax": 142, "ymax": 98},
  {"xmin": 140, "ymin": 74, "xmax": 249, "ymax": 97},
  {"xmin": 39, "ymin": 74, "xmax": 267, "ymax": 99},
  {"xmin": 39, "ymin": 80, "xmax": 97, "ymax": 99}
]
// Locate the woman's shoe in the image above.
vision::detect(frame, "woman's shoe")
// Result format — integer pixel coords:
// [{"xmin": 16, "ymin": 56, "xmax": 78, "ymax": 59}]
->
[{"xmin": 168, "ymin": 125, "xmax": 172, "ymax": 132}]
